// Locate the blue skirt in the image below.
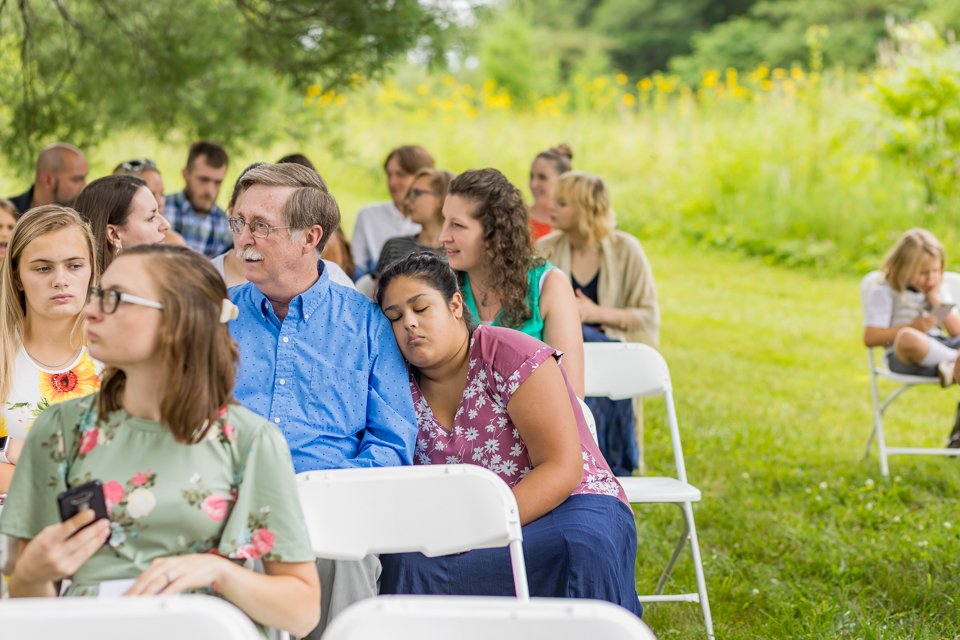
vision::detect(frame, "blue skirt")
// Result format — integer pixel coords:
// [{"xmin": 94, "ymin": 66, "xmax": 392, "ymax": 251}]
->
[
  {"xmin": 379, "ymin": 493, "xmax": 642, "ymax": 617},
  {"xmin": 582, "ymin": 324, "xmax": 638, "ymax": 475}
]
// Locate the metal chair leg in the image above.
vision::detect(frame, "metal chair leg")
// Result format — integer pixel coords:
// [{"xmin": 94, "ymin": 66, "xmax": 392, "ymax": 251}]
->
[
  {"xmin": 653, "ymin": 506, "xmax": 690, "ymax": 595},
  {"xmin": 682, "ymin": 502, "xmax": 714, "ymax": 640}
]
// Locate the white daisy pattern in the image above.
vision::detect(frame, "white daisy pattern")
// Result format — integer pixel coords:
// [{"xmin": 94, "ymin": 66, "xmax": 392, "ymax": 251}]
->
[{"xmin": 406, "ymin": 327, "xmax": 626, "ymax": 503}]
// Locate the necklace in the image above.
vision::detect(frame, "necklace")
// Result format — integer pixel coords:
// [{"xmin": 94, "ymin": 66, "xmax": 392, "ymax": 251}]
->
[
  {"xmin": 473, "ymin": 281, "xmax": 492, "ymax": 306},
  {"xmin": 25, "ymin": 345, "xmax": 83, "ymax": 370}
]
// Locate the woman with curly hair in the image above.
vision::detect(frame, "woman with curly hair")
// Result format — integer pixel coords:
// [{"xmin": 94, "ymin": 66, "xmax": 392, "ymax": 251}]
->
[{"xmin": 440, "ymin": 168, "xmax": 583, "ymax": 396}]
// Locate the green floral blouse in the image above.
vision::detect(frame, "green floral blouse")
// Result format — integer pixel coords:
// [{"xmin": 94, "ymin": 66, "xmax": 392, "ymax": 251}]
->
[{"xmin": 0, "ymin": 394, "xmax": 314, "ymax": 597}]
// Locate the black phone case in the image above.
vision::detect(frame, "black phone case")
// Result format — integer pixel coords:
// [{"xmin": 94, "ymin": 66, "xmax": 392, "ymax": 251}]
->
[{"xmin": 57, "ymin": 479, "xmax": 108, "ymax": 526}]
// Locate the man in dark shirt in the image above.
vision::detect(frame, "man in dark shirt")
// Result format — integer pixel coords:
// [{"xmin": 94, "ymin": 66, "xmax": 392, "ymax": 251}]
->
[{"xmin": 7, "ymin": 143, "xmax": 89, "ymax": 213}]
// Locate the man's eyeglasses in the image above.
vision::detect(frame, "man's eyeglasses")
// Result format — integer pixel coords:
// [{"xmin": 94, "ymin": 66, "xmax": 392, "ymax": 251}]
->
[
  {"xmin": 227, "ymin": 217, "xmax": 291, "ymax": 238},
  {"xmin": 117, "ymin": 158, "xmax": 158, "ymax": 173},
  {"xmin": 88, "ymin": 286, "xmax": 164, "ymax": 314},
  {"xmin": 406, "ymin": 188, "xmax": 438, "ymax": 200}
]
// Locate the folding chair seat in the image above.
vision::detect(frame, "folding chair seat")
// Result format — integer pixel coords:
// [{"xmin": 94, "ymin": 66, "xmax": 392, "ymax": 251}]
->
[
  {"xmin": 860, "ymin": 270, "xmax": 960, "ymax": 476},
  {"xmin": 296, "ymin": 464, "xmax": 529, "ymax": 599},
  {"xmin": 0, "ymin": 595, "xmax": 260, "ymax": 640},
  {"xmin": 323, "ymin": 595, "xmax": 658, "ymax": 640},
  {"xmin": 583, "ymin": 342, "xmax": 713, "ymax": 639}
]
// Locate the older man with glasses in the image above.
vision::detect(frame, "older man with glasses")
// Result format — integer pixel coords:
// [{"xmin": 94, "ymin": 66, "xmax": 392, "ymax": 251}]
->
[{"xmin": 226, "ymin": 162, "xmax": 417, "ymax": 638}]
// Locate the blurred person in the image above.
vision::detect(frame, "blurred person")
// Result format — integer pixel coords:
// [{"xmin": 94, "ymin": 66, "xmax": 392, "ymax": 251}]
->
[
  {"xmin": 0, "ymin": 244, "xmax": 320, "ymax": 637},
  {"xmin": 537, "ymin": 171, "xmax": 659, "ymax": 475},
  {"xmin": 164, "ymin": 141, "xmax": 232, "ymax": 258},
  {"xmin": 227, "ymin": 163, "xmax": 416, "ymax": 635},
  {"xmin": 0, "ymin": 207, "xmax": 100, "ymax": 493},
  {"xmin": 527, "ymin": 144, "xmax": 573, "ymax": 240},
  {"xmin": 7, "ymin": 143, "xmax": 89, "ymax": 213},
  {"xmin": 0, "ymin": 199, "xmax": 18, "ymax": 257},
  {"xmin": 374, "ymin": 168, "xmax": 452, "ymax": 277},
  {"xmin": 440, "ymin": 168, "xmax": 584, "ymax": 397},
  {"xmin": 74, "ymin": 175, "xmax": 172, "ymax": 279},
  {"xmin": 351, "ymin": 145, "xmax": 435, "ymax": 279},
  {"xmin": 113, "ymin": 157, "xmax": 186, "ymax": 247},
  {"xmin": 376, "ymin": 253, "xmax": 641, "ymax": 616}
]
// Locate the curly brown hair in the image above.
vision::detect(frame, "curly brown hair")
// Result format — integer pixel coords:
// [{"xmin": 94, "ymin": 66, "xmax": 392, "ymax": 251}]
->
[{"xmin": 448, "ymin": 168, "xmax": 542, "ymax": 328}]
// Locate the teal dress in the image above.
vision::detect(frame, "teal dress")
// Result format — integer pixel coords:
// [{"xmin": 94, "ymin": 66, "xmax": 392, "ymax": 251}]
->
[
  {"xmin": 462, "ymin": 261, "xmax": 554, "ymax": 338},
  {"xmin": 0, "ymin": 394, "xmax": 314, "ymax": 607}
]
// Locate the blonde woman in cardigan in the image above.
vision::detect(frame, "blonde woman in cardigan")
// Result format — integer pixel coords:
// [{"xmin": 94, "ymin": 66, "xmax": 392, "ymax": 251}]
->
[{"xmin": 536, "ymin": 171, "xmax": 659, "ymax": 473}]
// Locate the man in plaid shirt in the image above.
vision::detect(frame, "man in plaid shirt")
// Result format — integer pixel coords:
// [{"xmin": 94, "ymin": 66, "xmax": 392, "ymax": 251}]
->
[{"xmin": 165, "ymin": 140, "xmax": 232, "ymax": 258}]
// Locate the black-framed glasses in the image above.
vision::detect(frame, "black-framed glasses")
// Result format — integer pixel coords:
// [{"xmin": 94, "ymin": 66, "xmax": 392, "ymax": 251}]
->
[
  {"xmin": 117, "ymin": 158, "xmax": 158, "ymax": 173},
  {"xmin": 88, "ymin": 286, "xmax": 164, "ymax": 314},
  {"xmin": 406, "ymin": 188, "xmax": 438, "ymax": 200},
  {"xmin": 227, "ymin": 217, "xmax": 291, "ymax": 238}
]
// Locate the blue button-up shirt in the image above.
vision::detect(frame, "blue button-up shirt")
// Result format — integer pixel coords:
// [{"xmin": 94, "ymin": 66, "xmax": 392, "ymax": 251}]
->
[
  {"xmin": 229, "ymin": 265, "xmax": 417, "ymax": 473},
  {"xmin": 164, "ymin": 191, "xmax": 233, "ymax": 258}
]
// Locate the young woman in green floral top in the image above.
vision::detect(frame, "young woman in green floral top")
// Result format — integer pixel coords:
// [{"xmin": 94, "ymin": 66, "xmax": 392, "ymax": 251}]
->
[{"xmin": 0, "ymin": 244, "xmax": 320, "ymax": 637}]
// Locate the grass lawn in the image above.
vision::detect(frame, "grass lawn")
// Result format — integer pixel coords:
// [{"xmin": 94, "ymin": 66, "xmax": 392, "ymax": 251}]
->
[{"xmin": 635, "ymin": 238, "xmax": 960, "ymax": 639}]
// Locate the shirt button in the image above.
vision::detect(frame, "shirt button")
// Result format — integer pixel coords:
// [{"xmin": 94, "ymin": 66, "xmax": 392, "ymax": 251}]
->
[
  {"xmin": 282, "ymin": 336, "xmax": 289, "ymax": 343},
  {"xmin": 273, "ymin": 418, "xmax": 281, "ymax": 424},
  {"xmin": 279, "ymin": 379, "xmax": 286, "ymax": 385},
  {"xmin": 304, "ymin": 314, "xmax": 310, "ymax": 320}
]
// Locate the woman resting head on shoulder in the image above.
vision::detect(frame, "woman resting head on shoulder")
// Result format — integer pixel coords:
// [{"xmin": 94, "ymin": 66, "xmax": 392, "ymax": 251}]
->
[
  {"xmin": 375, "ymin": 252, "xmax": 641, "ymax": 616},
  {"xmin": 74, "ymin": 174, "xmax": 173, "ymax": 279},
  {"xmin": 0, "ymin": 244, "xmax": 320, "ymax": 637},
  {"xmin": 528, "ymin": 144, "xmax": 573, "ymax": 240},
  {"xmin": 441, "ymin": 167, "xmax": 584, "ymax": 396},
  {"xmin": 0, "ymin": 206, "xmax": 100, "ymax": 493}
]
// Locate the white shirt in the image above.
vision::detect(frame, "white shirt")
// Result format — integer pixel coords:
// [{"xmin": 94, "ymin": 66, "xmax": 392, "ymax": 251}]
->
[
  {"xmin": 350, "ymin": 201, "xmax": 421, "ymax": 279},
  {"xmin": 2, "ymin": 346, "xmax": 102, "ymax": 440}
]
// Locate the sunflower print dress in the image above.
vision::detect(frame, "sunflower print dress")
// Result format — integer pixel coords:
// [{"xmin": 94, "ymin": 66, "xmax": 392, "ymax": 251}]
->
[{"xmin": 1, "ymin": 346, "xmax": 101, "ymax": 439}]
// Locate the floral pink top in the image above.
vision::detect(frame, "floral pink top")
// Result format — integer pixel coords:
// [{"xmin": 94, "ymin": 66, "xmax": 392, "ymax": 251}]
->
[{"xmin": 411, "ymin": 325, "xmax": 627, "ymax": 505}]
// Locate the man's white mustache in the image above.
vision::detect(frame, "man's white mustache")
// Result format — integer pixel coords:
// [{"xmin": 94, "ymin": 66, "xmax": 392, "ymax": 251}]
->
[{"xmin": 236, "ymin": 247, "xmax": 264, "ymax": 261}]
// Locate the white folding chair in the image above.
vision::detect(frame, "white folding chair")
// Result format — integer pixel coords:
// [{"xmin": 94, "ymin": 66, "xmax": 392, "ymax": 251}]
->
[
  {"xmin": 0, "ymin": 595, "xmax": 260, "ymax": 639},
  {"xmin": 323, "ymin": 595, "xmax": 657, "ymax": 640},
  {"xmin": 861, "ymin": 270, "xmax": 960, "ymax": 476},
  {"xmin": 584, "ymin": 342, "xmax": 713, "ymax": 640},
  {"xmin": 296, "ymin": 464, "xmax": 529, "ymax": 599}
]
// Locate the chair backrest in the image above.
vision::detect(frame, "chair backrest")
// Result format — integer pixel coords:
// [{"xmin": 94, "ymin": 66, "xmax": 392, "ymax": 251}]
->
[
  {"xmin": 0, "ymin": 595, "xmax": 261, "ymax": 640},
  {"xmin": 583, "ymin": 343, "xmax": 688, "ymax": 483},
  {"xmin": 583, "ymin": 343, "xmax": 671, "ymax": 401},
  {"xmin": 296, "ymin": 464, "xmax": 522, "ymax": 560},
  {"xmin": 323, "ymin": 595, "xmax": 658, "ymax": 640},
  {"xmin": 577, "ymin": 397, "xmax": 599, "ymax": 445}
]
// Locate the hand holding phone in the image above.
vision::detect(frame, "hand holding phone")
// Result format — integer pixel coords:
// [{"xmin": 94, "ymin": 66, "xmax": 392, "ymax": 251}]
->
[{"xmin": 934, "ymin": 303, "xmax": 956, "ymax": 324}]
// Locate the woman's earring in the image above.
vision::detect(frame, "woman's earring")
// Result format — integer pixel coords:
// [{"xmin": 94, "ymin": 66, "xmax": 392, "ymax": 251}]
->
[{"xmin": 114, "ymin": 240, "xmax": 123, "ymax": 256}]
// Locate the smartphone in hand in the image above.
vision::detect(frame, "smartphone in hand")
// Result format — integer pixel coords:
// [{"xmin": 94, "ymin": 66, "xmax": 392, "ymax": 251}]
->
[
  {"xmin": 57, "ymin": 480, "xmax": 108, "ymax": 534},
  {"xmin": 934, "ymin": 303, "xmax": 956, "ymax": 324}
]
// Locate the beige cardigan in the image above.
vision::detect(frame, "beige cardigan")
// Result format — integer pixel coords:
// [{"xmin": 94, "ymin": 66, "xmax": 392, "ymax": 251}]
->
[{"xmin": 536, "ymin": 230, "xmax": 660, "ymax": 347}]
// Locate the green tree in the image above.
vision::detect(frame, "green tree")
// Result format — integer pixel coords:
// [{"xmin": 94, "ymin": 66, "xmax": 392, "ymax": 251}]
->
[
  {"xmin": 0, "ymin": 0, "xmax": 452, "ymax": 171},
  {"xmin": 670, "ymin": 0, "xmax": 938, "ymax": 78}
]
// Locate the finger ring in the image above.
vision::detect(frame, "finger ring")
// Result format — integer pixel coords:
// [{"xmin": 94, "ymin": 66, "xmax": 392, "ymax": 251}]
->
[{"xmin": 164, "ymin": 572, "xmax": 172, "ymax": 585}]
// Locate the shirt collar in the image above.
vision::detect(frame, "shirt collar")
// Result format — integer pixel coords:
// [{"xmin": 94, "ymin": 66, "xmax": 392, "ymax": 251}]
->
[{"xmin": 250, "ymin": 259, "xmax": 331, "ymax": 325}]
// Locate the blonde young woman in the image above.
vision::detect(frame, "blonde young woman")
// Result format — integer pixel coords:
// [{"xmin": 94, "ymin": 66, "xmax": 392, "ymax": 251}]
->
[
  {"xmin": 0, "ymin": 206, "xmax": 101, "ymax": 493},
  {"xmin": 536, "ymin": 171, "xmax": 659, "ymax": 474},
  {"xmin": 0, "ymin": 245, "xmax": 319, "ymax": 637}
]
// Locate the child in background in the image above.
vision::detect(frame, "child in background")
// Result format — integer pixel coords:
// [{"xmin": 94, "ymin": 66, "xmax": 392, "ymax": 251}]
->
[{"xmin": 863, "ymin": 228, "xmax": 960, "ymax": 386}]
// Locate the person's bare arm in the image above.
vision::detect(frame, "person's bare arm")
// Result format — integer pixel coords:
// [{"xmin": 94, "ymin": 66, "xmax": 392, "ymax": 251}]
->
[
  {"xmin": 507, "ymin": 358, "xmax": 583, "ymax": 525},
  {"xmin": 127, "ymin": 555, "xmax": 320, "ymax": 637},
  {"xmin": 540, "ymin": 270, "xmax": 585, "ymax": 398}
]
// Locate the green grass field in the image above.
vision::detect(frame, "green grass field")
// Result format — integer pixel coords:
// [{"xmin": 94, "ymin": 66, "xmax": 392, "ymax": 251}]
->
[{"xmin": 639, "ymin": 238, "xmax": 960, "ymax": 639}]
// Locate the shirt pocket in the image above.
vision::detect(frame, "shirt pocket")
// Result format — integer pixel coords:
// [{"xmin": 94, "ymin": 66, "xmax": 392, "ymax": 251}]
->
[{"xmin": 308, "ymin": 361, "xmax": 368, "ymax": 436}]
